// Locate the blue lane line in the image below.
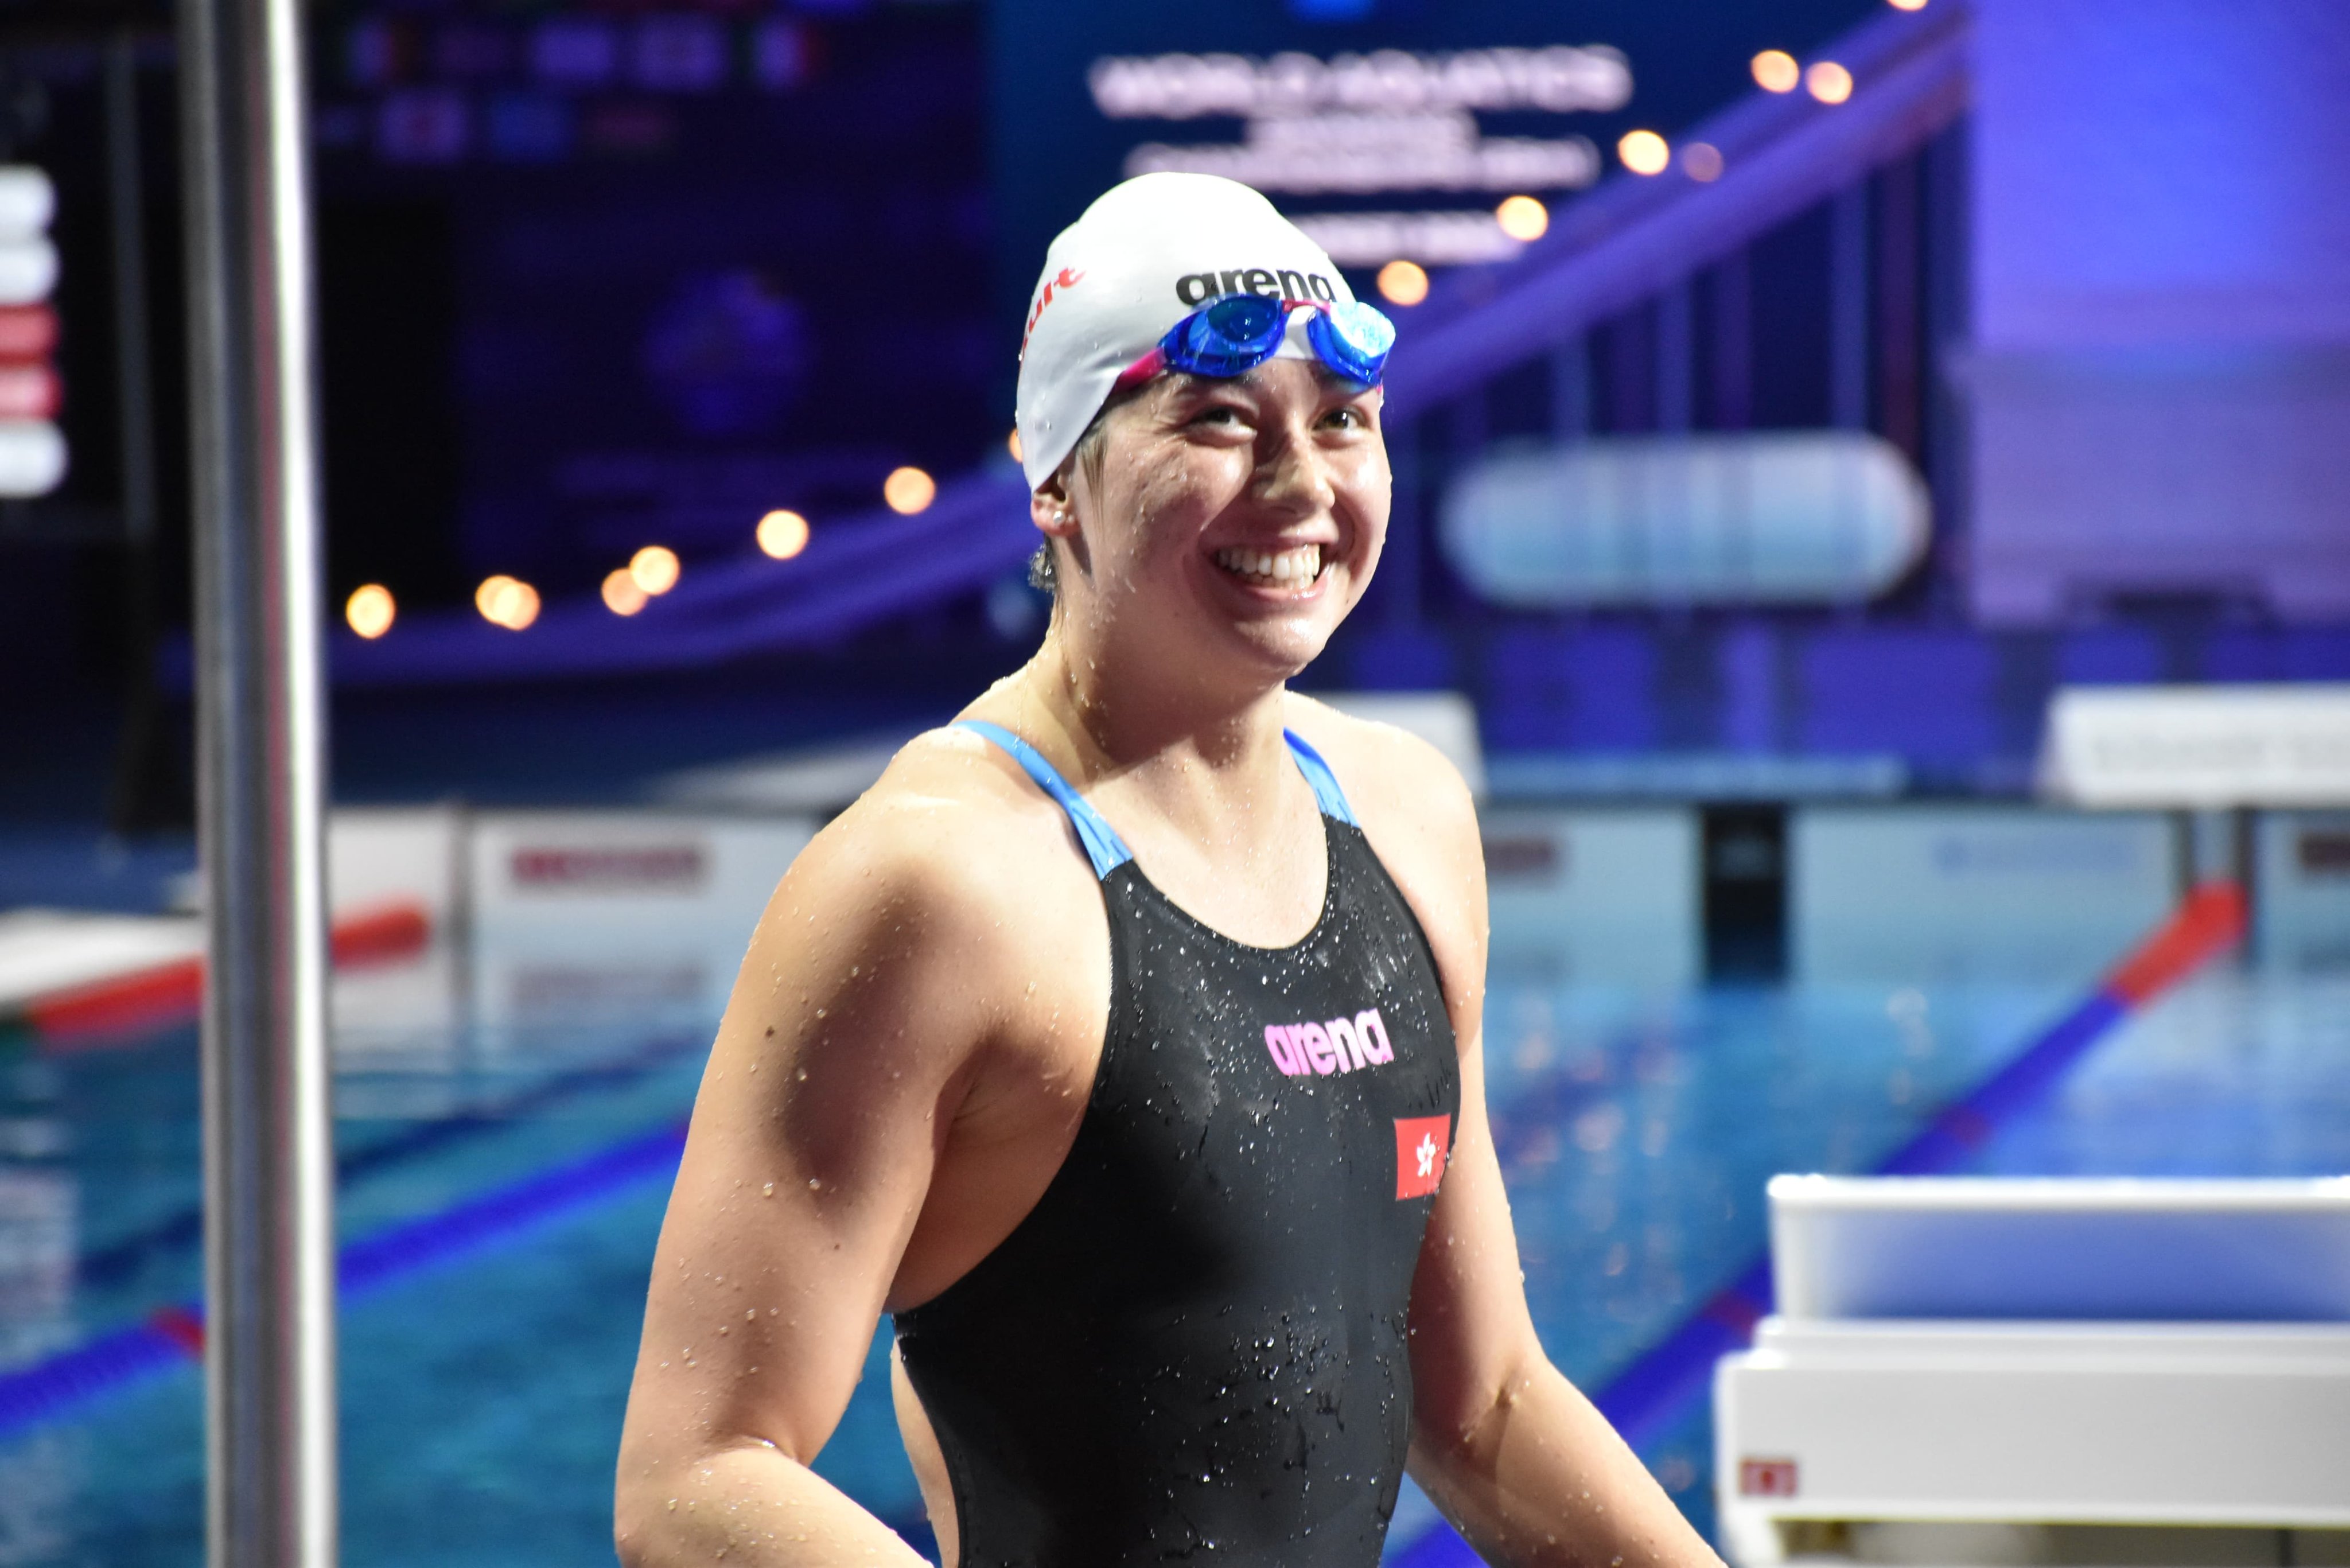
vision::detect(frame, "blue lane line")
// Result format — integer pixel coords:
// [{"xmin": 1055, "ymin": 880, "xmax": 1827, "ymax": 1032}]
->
[
  {"xmin": 0, "ymin": 1122, "xmax": 688, "ymax": 1440},
  {"xmin": 1878, "ymin": 993, "xmax": 2125, "ymax": 1178},
  {"xmin": 77, "ymin": 1031, "xmax": 699, "ymax": 1292},
  {"xmin": 1390, "ymin": 981, "xmax": 2172, "ymax": 1568},
  {"xmin": 339, "ymin": 1122, "xmax": 686, "ymax": 1296},
  {"xmin": 0, "ymin": 1320, "xmax": 191, "ymax": 1439}
]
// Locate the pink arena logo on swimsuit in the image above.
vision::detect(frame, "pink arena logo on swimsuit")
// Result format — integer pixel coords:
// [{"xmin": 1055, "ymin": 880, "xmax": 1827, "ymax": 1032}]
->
[{"xmin": 1263, "ymin": 1008, "xmax": 1396, "ymax": 1076}]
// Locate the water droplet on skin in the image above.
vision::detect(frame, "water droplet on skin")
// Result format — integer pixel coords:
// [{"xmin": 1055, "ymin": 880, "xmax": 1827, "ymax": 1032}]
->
[
  {"xmin": 808, "ymin": 1177, "xmax": 822, "ymax": 1190},
  {"xmin": 762, "ymin": 1182, "xmax": 775, "ymax": 1197}
]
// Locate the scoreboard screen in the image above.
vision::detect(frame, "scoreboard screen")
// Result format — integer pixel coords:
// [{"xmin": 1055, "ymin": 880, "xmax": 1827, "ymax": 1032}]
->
[{"xmin": 986, "ymin": 0, "xmax": 1876, "ymax": 325}]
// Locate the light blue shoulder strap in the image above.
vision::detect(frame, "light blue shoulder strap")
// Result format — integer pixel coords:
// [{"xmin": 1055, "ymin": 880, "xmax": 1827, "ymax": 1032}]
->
[
  {"xmin": 1282, "ymin": 729, "xmax": 1360, "ymax": 827},
  {"xmin": 956, "ymin": 721, "xmax": 1134, "ymax": 880}
]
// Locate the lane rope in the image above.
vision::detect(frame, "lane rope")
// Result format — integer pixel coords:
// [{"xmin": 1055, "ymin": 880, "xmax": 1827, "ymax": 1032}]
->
[{"xmin": 6, "ymin": 902, "xmax": 431, "ymax": 1051}]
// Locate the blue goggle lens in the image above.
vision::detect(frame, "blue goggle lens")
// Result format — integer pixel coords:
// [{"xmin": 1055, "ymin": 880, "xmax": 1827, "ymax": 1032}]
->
[
  {"xmin": 1165, "ymin": 294, "xmax": 1289, "ymax": 375},
  {"xmin": 1308, "ymin": 301, "xmax": 1395, "ymax": 386},
  {"xmin": 1154, "ymin": 294, "xmax": 1395, "ymax": 385}
]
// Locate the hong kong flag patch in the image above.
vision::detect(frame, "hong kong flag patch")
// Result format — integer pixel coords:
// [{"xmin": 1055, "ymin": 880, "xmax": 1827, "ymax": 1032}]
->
[{"xmin": 1394, "ymin": 1115, "xmax": 1452, "ymax": 1200}]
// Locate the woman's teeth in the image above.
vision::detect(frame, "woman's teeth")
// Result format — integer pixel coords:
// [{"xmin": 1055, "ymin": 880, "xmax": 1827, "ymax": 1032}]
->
[{"xmin": 1213, "ymin": 544, "xmax": 1323, "ymax": 586}]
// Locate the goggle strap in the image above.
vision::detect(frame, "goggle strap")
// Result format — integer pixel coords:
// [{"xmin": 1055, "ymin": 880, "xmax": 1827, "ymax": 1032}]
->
[{"xmin": 1110, "ymin": 346, "xmax": 1168, "ymax": 395}]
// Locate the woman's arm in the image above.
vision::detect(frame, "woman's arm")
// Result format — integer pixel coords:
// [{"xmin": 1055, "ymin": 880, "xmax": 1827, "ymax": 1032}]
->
[
  {"xmin": 1404, "ymin": 1046, "xmax": 1722, "ymax": 1568},
  {"xmin": 613, "ymin": 801, "xmax": 1010, "ymax": 1568},
  {"xmin": 1301, "ymin": 701, "xmax": 1723, "ymax": 1568}
]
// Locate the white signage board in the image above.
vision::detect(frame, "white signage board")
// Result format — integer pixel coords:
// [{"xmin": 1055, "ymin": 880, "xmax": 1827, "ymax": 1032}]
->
[
  {"xmin": 1791, "ymin": 805, "xmax": 2174, "ymax": 986},
  {"xmin": 467, "ymin": 811, "xmax": 816, "ymax": 1044},
  {"xmin": 2253, "ymin": 811, "xmax": 2350, "ymax": 973},
  {"xmin": 2042, "ymin": 683, "xmax": 2350, "ymax": 808},
  {"xmin": 1480, "ymin": 807, "xmax": 1698, "ymax": 987}
]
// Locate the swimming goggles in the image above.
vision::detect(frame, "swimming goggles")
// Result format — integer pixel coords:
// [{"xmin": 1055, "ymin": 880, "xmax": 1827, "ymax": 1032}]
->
[{"xmin": 1110, "ymin": 294, "xmax": 1395, "ymax": 395}]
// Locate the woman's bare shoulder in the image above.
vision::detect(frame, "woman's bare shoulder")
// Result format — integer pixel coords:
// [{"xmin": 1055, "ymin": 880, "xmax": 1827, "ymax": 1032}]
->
[
  {"xmin": 1281, "ymin": 693, "xmax": 1477, "ymax": 842},
  {"xmin": 1281, "ymin": 692, "xmax": 1487, "ymax": 993},
  {"xmin": 776, "ymin": 723, "xmax": 1092, "ymax": 939}
]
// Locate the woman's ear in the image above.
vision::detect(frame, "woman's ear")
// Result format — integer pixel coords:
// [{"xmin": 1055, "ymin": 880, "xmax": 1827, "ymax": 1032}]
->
[{"xmin": 1030, "ymin": 473, "xmax": 1080, "ymax": 542}]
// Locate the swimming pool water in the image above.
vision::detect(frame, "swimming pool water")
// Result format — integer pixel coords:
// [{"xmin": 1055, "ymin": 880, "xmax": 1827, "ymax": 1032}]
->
[{"xmin": 1, "ymin": 928, "xmax": 2340, "ymax": 1566}]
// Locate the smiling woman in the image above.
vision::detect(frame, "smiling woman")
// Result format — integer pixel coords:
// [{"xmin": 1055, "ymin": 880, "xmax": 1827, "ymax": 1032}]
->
[
  {"xmin": 617, "ymin": 173, "xmax": 1722, "ymax": 1568},
  {"xmin": 1005, "ymin": 174, "xmax": 1392, "ymax": 668},
  {"xmin": 1033, "ymin": 357, "xmax": 1383, "ymax": 663}
]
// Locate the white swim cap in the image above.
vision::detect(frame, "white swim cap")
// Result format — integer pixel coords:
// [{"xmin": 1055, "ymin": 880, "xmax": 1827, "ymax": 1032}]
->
[{"xmin": 1013, "ymin": 173, "xmax": 1357, "ymax": 492}]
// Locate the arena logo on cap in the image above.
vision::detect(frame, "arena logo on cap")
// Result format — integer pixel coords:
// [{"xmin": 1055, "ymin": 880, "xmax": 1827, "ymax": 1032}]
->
[
  {"xmin": 1021, "ymin": 266, "xmax": 1085, "ymax": 355},
  {"xmin": 1176, "ymin": 267, "xmax": 1339, "ymax": 307}
]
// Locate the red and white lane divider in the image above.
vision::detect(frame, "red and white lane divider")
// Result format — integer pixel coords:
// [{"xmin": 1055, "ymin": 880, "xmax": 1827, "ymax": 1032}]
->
[{"xmin": 1, "ymin": 902, "xmax": 432, "ymax": 1051}]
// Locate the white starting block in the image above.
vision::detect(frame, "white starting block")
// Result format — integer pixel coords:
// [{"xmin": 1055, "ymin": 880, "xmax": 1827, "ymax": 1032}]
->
[{"xmin": 1715, "ymin": 1177, "xmax": 2350, "ymax": 1567}]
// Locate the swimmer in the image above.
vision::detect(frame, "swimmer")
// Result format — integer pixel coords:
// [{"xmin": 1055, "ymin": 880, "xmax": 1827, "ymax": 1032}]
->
[{"xmin": 616, "ymin": 174, "xmax": 1723, "ymax": 1568}]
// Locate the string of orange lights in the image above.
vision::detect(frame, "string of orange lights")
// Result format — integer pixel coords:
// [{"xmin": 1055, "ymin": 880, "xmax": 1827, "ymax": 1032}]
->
[{"xmin": 338, "ymin": 463, "xmax": 948, "ymax": 638}]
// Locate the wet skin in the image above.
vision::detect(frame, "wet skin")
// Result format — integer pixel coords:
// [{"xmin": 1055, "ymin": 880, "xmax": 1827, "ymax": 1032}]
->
[{"xmin": 614, "ymin": 359, "xmax": 1726, "ymax": 1568}]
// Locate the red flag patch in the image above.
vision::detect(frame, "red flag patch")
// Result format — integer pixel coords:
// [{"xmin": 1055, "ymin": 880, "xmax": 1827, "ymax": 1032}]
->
[{"xmin": 1394, "ymin": 1115, "xmax": 1452, "ymax": 1200}]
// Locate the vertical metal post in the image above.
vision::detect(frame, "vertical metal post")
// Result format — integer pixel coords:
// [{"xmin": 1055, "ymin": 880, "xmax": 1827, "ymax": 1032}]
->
[
  {"xmin": 1711, "ymin": 250, "xmax": 1756, "ymax": 594},
  {"xmin": 1655, "ymin": 278, "xmax": 1693, "ymax": 434},
  {"xmin": 1875, "ymin": 158, "xmax": 1922, "ymax": 459},
  {"xmin": 1711, "ymin": 248, "xmax": 1751, "ymax": 431},
  {"xmin": 1612, "ymin": 306, "xmax": 1652, "ymax": 431},
  {"xmin": 1922, "ymin": 119, "xmax": 1972, "ymax": 614},
  {"xmin": 1830, "ymin": 184, "xmax": 1870, "ymax": 430},
  {"xmin": 1549, "ymin": 335, "xmax": 1590, "ymax": 443},
  {"xmin": 180, "ymin": 0, "xmax": 339, "ymax": 1561}
]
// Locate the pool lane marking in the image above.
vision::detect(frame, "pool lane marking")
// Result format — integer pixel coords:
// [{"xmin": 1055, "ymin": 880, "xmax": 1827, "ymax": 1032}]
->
[
  {"xmin": 77, "ymin": 1028, "xmax": 703, "ymax": 1291},
  {"xmin": 1389, "ymin": 880, "xmax": 2248, "ymax": 1568},
  {"xmin": 0, "ymin": 1122, "xmax": 688, "ymax": 1439},
  {"xmin": 5, "ymin": 902, "xmax": 431, "ymax": 1050}
]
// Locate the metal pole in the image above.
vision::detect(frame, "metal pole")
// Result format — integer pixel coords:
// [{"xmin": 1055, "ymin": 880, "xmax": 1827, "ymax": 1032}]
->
[
  {"xmin": 1829, "ymin": 183, "xmax": 1869, "ymax": 430},
  {"xmin": 1711, "ymin": 248, "xmax": 1750, "ymax": 431},
  {"xmin": 1655, "ymin": 277, "xmax": 1693, "ymax": 434},
  {"xmin": 1549, "ymin": 334, "xmax": 1590, "ymax": 443},
  {"xmin": 179, "ymin": 0, "xmax": 339, "ymax": 1559}
]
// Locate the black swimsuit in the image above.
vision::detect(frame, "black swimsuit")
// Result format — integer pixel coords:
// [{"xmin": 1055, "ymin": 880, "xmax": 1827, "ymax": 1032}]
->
[{"xmin": 893, "ymin": 723, "xmax": 1462, "ymax": 1568}]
